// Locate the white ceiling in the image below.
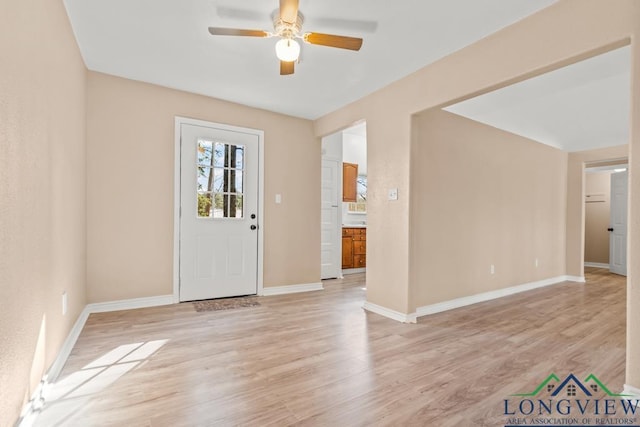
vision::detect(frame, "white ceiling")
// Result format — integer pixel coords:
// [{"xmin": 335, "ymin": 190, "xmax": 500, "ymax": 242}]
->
[
  {"xmin": 63, "ymin": 0, "xmax": 555, "ymax": 120},
  {"xmin": 444, "ymin": 46, "xmax": 631, "ymax": 152}
]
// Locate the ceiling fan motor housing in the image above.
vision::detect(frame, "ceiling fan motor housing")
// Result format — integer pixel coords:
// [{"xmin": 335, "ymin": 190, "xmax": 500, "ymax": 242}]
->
[{"xmin": 272, "ymin": 10, "xmax": 304, "ymax": 39}]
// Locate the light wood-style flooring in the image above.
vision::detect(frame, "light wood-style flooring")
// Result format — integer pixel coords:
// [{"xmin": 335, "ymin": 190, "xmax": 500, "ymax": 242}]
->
[{"xmin": 35, "ymin": 268, "xmax": 626, "ymax": 426}]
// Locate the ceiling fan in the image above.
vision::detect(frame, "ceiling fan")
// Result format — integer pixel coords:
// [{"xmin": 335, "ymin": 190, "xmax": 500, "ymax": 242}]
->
[{"xmin": 208, "ymin": 0, "xmax": 364, "ymax": 76}]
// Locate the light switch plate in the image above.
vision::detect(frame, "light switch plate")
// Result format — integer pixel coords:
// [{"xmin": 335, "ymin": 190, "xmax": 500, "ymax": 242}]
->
[
  {"xmin": 388, "ymin": 188, "xmax": 398, "ymax": 201},
  {"xmin": 275, "ymin": 194, "xmax": 282, "ymax": 204}
]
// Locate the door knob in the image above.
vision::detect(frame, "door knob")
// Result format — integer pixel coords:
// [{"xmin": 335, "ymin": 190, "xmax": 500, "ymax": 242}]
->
[
  {"xmin": 250, "ymin": 225, "xmax": 257, "ymax": 230},
  {"xmin": 608, "ymin": 228, "xmax": 614, "ymax": 232}
]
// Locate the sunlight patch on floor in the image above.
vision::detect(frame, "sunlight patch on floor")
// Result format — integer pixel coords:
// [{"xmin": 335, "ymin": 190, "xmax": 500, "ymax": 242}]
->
[{"xmin": 32, "ymin": 339, "xmax": 168, "ymax": 426}]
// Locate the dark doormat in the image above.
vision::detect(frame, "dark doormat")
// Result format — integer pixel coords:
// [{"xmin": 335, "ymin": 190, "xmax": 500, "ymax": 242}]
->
[{"xmin": 193, "ymin": 296, "xmax": 260, "ymax": 312}]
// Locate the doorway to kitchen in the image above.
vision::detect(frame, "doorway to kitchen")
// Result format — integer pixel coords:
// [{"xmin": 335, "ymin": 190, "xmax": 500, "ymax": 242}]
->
[{"xmin": 320, "ymin": 122, "xmax": 367, "ymax": 280}]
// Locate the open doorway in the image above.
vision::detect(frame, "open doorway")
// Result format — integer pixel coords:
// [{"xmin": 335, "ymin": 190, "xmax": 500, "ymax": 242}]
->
[
  {"xmin": 442, "ymin": 44, "xmax": 630, "ymax": 281},
  {"xmin": 320, "ymin": 122, "xmax": 367, "ymax": 280},
  {"xmin": 585, "ymin": 162, "xmax": 628, "ymax": 276}
]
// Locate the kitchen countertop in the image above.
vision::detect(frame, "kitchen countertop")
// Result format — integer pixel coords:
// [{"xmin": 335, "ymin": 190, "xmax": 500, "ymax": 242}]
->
[{"xmin": 342, "ymin": 224, "xmax": 367, "ymax": 228}]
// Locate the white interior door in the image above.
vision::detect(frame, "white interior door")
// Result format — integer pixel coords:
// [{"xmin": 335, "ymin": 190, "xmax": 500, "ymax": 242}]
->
[
  {"xmin": 179, "ymin": 123, "xmax": 260, "ymax": 301},
  {"xmin": 321, "ymin": 159, "xmax": 340, "ymax": 279},
  {"xmin": 609, "ymin": 170, "xmax": 627, "ymax": 276}
]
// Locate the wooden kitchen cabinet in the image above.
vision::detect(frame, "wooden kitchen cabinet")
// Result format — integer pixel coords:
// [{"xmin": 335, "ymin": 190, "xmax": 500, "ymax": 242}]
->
[
  {"xmin": 342, "ymin": 236, "xmax": 354, "ymax": 268},
  {"xmin": 343, "ymin": 162, "xmax": 358, "ymax": 202},
  {"xmin": 342, "ymin": 227, "xmax": 366, "ymax": 269}
]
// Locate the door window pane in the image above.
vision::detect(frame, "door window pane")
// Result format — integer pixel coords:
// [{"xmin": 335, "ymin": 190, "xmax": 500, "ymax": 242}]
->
[
  {"xmin": 213, "ymin": 168, "xmax": 225, "ymax": 193},
  {"xmin": 196, "ymin": 141, "xmax": 245, "ymax": 219},
  {"xmin": 197, "ymin": 192, "xmax": 214, "ymax": 218},
  {"xmin": 234, "ymin": 146, "xmax": 244, "ymax": 169},
  {"xmin": 213, "ymin": 193, "xmax": 225, "ymax": 218},
  {"xmin": 197, "ymin": 140, "xmax": 213, "ymax": 166},
  {"xmin": 234, "ymin": 171, "xmax": 243, "ymax": 194},
  {"xmin": 197, "ymin": 167, "xmax": 211, "ymax": 192},
  {"xmin": 234, "ymin": 195, "xmax": 243, "ymax": 218},
  {"xmin": 213, "ymin": 142, "xmax": 226, "ymax": 167}
]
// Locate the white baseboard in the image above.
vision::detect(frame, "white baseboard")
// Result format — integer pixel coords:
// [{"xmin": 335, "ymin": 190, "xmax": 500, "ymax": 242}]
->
[
  {"xmin": 584, "ymin": 262, "xmax": 610, "ymax": 269},
  {"xmin": 87, "ymin": 294, "xmax": 174, "ymax": 313},
  {"xmin": 363, "ymin": 301, "xmax": 417, "ymax": 324},
  {"xmin": 261, "ymin": 282, "xmax": 323, "ymax": 296},
  {"xmin": 416, "ymin": 275, "xmax": 582, "ymax": 318},
  {"xmin": 47, "ymin": 307, "xmax": 91, "ymax": 381},
  {"xmin": 17, "ymin": 294, "xmax": 176, "ymax": 427},
  {"xmin": 16, "ymin": 371, "xmax": 50, "ymax": 427},
  {"xmin": 624, "ymin": 384, "xmax": 640, "ymax": 398},
  {"xmin": 342, "ymin": 268, "xmax": 366, "ymax": 275}
]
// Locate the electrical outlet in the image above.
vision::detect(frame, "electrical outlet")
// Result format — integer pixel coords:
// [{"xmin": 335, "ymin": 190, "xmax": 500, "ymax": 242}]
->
[
  {"xmin": 275, "ymin": 194, "xmax": 282, "ymax": 204},
  {"xmin": 388, "ymin": 188, "xmax": 398, "ymax": 201},
  {"xmin": 490, "ymin": 264, "xmax": 495, "ymax": 275},
  {"xmin": 62, "ymin": 292, "xmax": 68, "ymax": 316}
]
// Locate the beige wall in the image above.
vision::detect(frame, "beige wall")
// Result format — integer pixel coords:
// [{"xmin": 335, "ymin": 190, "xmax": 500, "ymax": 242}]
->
[
  {"xmin": 315, "ymin": 1, "xmax": 640, "ymax": 385},
  {"xmin": 410, "ymin": 110, "xmax": 567, "ymax": 308},
  {"xmin": 316, "ymin": 1, "xmax": 639, "ymax": 312},
  {"xmin": 86, "ymin": 72, "xmax": 319, "ymax": 302},
  {"xmin": 3, "ymin": 4, "xmax": 640, "ymax": 425},
  {"xmin": 628, "ymin": 26, "xmax": 640, "ymax": 389},
  {"xmin": 0, "ymin": 0, "xmax": 87, "ymax": 425},
  {"xmin": 585, "ymin": 172, "xmax": 612, "ymax": 264}
]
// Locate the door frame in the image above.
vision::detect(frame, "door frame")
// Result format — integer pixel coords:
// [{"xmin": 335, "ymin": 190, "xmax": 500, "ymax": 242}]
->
[{"xmin": 173, "ymin": 116, "xmax": 265, "ymax": 302}]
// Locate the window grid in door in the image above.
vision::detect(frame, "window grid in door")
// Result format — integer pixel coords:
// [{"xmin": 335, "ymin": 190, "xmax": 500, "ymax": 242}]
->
[{"xmin": 197, "ymin": 140, "xmax": 245, "ymax": 218}]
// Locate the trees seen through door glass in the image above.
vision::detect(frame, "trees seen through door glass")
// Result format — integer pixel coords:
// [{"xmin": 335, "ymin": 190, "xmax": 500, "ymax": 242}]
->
[{"xmin": 197, "ymin": 140, "xmax": 244, "ymax": 218}]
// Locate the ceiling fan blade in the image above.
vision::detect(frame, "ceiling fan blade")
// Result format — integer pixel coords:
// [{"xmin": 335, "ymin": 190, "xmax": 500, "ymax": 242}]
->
[
  {"xmin": 303, "ymin": 32, "xmax": 363, "ymax": 51},
  {"xmin": 279, "ymin": 0, "xmax": 299, "ymax": 23},
  {"xmin": 208, "ymin": 27, "xmax": 269, "ymax": 38},
  {"xmin": 280, "ymin": 60, "xmax": 295, "ymax": 75}
]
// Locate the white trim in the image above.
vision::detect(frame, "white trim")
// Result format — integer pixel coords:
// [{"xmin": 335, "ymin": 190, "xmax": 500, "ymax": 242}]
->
[
  {"xmin": 623, "ymin": 384, "xmax": 640, "ymax": 398},
  {"xmin": 16, "ymin": 384, "xmax": 43, "ymax": 427},
  {"xmin": 585, "ymin": 163, "xmax": 628, "ymax": 173},
  {"xmin": 87, "ymin": 295, "xmax": 174, "ymax": 313},
  {"xmin": 46, "ymin": 306, "xmax": 90, "ymax": 381},
  {"xmin": 173, "ymin": 118, "xmax": 182, "ymax": 303},
  {"xmin": 173, "ymin": 117, "xmax": 265, "ymax": 302},
  {"xmin": 565, "ymin": 275, "xmax": 586, "ymax": 283},
  {"xmin": 261, "ymin": 282, "xmax": 323, "ymax": 296},
  {"xmin": 584, "ymin": 157, "xmax": 629, "ymax": 167},
  {"xmin": 322, "ymin": 155, "xmax": 343, "ymax": 162},
  {"xmin": 16, "ymin": 305, "xmax": 90, "ymax": 427},
  {"xmin": 257, "ymin": 125, "xmax": 265, "ymax": 299},
  {"xmin": 342, "ymin": 267, "xmax": 366, "ymax": 275},
  {"xmin": 584, "ymin": 262, "xmax": 610, "ymax": 269},
  {"xmin": 416, "ymin": 275, "xmax": 583, "ymax": 318},
  {"xmin": 363, "ymin": 301, "xmax": 417, "ymax": 324}
]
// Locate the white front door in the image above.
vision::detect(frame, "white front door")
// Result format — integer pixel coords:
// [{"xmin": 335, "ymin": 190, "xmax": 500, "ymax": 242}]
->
[
  {"xmin": 179, "ymin": 122, "xmax": 260, "ymax": 301},
  {"xmin": 321, "ymin": 159, "xmax": 340, "ymax": 279},
  {"xmin": 609, "ymin": 170, "xmax": 627, "ymax": 276}
]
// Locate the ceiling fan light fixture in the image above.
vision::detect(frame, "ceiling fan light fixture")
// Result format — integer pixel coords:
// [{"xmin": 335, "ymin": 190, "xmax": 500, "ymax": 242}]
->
[{"xmin": 275, "ymin": 38, "xmax": 300, "ymax": 62}]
